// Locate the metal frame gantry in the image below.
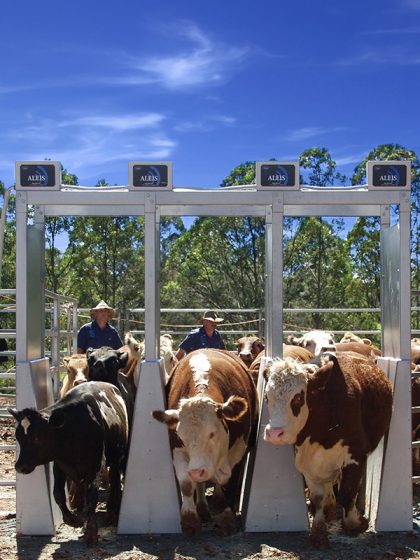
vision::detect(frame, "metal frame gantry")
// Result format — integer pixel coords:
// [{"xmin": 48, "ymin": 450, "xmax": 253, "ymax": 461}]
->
[{"xmin": 14, "ymin": 184, "xmax": 412, "ymax": 535}]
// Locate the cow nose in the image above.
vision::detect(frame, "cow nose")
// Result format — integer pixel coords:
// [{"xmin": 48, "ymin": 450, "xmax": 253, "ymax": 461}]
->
[
  {"xmin": 74, "ymin": 378, "xmax": 86, "ymax": 386},
  {"xmin": 188, "ymin": 468, "xmax": 208, "ymax": 482},
  {"xmin": 264, "ymin": 426, "xmax": 285, "ymax": 444},
  {"xmin": 240, "ymin": 352, "xmax": 252, "ymax": 365}
]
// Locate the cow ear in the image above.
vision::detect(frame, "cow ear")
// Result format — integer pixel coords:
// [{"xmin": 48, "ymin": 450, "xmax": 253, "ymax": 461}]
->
[
  {"xmin": 86, "ymin": 347, "xmax": 94, "ymax": 359},
  {"xmin": 218, "ymin": 396, "xmax": 248, "ymax": 422},
  {"xmin": 306, "ymin": 354, "xmax": 335, "ymax": 386},
  {"xmin": 7, "ymin": 408, "xmax": 19, "ymax": 421},
  {"xmin": 63, "ymin": 356, "xmax": 70, "ymax": 367},
  {"xmin": 262, "ymin": 358, "xmax": 273, "ymax": 381},
  {"xmin": 117, "ymin": 350, "xmax": 129, "ymax": 367},
  {"xmin": 152, "ymin": 409, "xmax": 179, "ymax": 430},
  {"xmin": 287, "ymin": 335, "xmax": 300, "ymax": 346},
  {"xmin": 49, "ymin": 411, "xmax": 66, "ymax": 429}
]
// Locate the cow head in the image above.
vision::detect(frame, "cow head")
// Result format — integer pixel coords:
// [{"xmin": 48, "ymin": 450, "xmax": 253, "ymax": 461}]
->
[
  {"xmin": 236, "ymin": 336, "xmax": 265, "ymax": 367},
  {"xmin": 86, "ymin": 346, "xmax": 129, "ymax": 385},
  {"xmin": 287, "ymin": 330, "xmax": 335, "ymax": 356},
  {"xmin": 8, "ymin": 407, "xmax": 64, "ymax": 474},
  {"xmin": 153, "ymin": 395, "xmax": 248, "ymax": 485},
  {"xmin": 63, "ymin": 354, "xmax": 88, "ymax": 388},
  {"xmin": 263, "ymin": 356, "xmax": 334, "ymax": 446}
]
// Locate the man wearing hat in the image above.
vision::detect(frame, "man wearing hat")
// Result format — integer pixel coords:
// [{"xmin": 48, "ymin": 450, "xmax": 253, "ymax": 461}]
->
[
  {"xmin": 77, "ymin": 300, "xmax": 123, "ymax": 353},
  {"xmin": 175, "ymin": 310, "xmax": 226, "ymax": 361}
]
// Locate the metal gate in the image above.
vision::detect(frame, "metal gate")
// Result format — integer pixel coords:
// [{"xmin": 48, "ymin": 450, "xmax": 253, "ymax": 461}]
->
[{"xmin": 14, "ymin": 172, "xmax": 412, "ymax": 535}]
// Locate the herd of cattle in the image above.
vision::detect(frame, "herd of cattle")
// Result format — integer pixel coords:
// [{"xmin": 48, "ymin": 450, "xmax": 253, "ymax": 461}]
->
[{"xmin": 7, "ymin": 330, "xmax": 420, "ymax": 547}]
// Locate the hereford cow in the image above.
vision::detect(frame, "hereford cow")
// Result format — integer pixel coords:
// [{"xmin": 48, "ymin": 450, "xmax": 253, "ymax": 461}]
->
[
  {"xmin": 60, "ymin": 354, "xmax": 88, "ymax": 399},
  {"xmin": 288, "ymin": 330, "xmax": 335, "ymax": 356},
  {"xmin": 263, "ymin": 352, "xmax": 392, "ymax": 547},
  {"xmin": 152, "ymin": 348, "xmax": 258, "ymax": 536},
  {"xmin": 236, "ymin": 335, "xmax": 265, "ymax": 367},
  {"xmin": 339, "ymin": 332, "xmax": 381, "ymax": 357},
  {"xmin": 412, "ymin": 338, "xmax": 420, "ymax": 370},
  {"xmin": 289, "ymin": 330, "xmax": 379, "ymax": 360},
  {"xmin": 160, "ymin": 333, "xmax": 177, "ymax": 380},
  {"xmin": 8, "ymin": 381, "xmax": 129, "ymax": 545},
  {"xmin": 86, "ymin": 346, "xmax": 135, "ymax": 429},
  {"xmin": 118, "ymin": 331, "xmax": 144, "ymax": 387},
  {"xmin": 247, "ymin": 343, "xmax": 313, "ymax": 386}
]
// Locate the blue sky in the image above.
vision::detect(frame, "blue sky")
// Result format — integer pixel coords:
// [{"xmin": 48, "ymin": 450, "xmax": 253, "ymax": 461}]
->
[{"xmin": 1, "ymin": 0, "xmax": 420, "ymax": 189}]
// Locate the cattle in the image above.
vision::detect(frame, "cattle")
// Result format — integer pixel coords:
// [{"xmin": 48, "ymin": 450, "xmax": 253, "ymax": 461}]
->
[
  {"xmin": 263, "ymin": 352, "xmax": 392, "ymax": 547},
  {"xmin": 118, "ymin": 332, "xmax": 144, "ymax": 388},
  {"xmin": 288, "ymin": 330, "xmax": 335, "ymax": 356},
  {"xmin": 289, "ymin": 330, "xmax": 379, "ymax": 360},
  {"xmin": 152, "ymin": 348, "xmax": 258, "ymax": 537},
  {"xmin": 86, "ymin": 346, "xmax": 135, "ymax": 429},
  {"xmin": 60, "ymin": 354, "xmax": 88, "ymax": 399},
  {"xmin": 339, "ymin": 332, "xmax": 381, "ymax": 357},
  {"xmin": 160, "ymin": 333, "xmax": 178, "ymax": 380},
  {"xmin": 247, "ymin": 344, "xmax": 314, "ymax": 386},
  {"xmin": 236, "ymin": 335, "xmax": 265, "ymax": 367},
  {"xmin": 59, "ymin": 353, "xmax": 90, "ymax": 510},
  {"xmin": 412, "ymin": 338, "xmax": 420, "ymax": 369},
  {"xmin": 8, "ymin": 381, "xmax": 129, "ymax": 545}
]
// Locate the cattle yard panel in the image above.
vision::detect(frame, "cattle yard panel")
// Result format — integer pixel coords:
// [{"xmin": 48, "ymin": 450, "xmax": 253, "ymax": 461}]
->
[{"xmin": 14, "ymin": 184, "xmax": 412, "ymax": 535}]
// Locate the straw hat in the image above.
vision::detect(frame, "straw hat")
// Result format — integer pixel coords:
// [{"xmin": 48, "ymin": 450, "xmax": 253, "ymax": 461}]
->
[
  {"xmin": 90, "ymin": 300, "xmax": 115, "ymax": 319},
  {"xmin": 199, "ymin": 310, "xmax": 223, "ymax": 324}
]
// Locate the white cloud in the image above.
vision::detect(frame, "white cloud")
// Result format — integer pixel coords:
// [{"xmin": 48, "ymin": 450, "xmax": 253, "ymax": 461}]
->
[
  {"xmin": 338, "ymin": 49, "xmax": 420, "ymax": 65},
  {"xmin": 287, "ymin": 126, "xmax": 345, "ymax": 142},
  {"xmin": 119, "ymin": 21, "xmax": 250, "ymax": 90},
  {"xmin": 174, "ymin": 114, "xmax": 236, "ymax": 132},
  {"xmin": 58, "ymin": 113, "xmax": 165, "ymax": 131}
]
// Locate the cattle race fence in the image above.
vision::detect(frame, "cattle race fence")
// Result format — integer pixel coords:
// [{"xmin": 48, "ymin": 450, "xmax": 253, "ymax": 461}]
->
[
  {"xmin": 8, "ymin": 173, "xmax": 414, "ymax": 535},
  {"xmin": 1, "ymin": 294, "xmax": 419, "ymax": 488}
]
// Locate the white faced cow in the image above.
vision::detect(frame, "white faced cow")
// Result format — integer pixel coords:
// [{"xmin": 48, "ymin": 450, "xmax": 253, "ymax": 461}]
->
[
  {"xmin": 153, "ymin": 348, "xmax": 258, "ymax": 537},
  {"xmin": 288, "ymin": 330, "xmax": 335, "ymax": 356},
  {"xmin": 263, "ymin": 352, "xmax": 393, "ymax": 547},
  {"xmin": 60, "ymin": 354, "xmax": 89, "ymax": 399}
]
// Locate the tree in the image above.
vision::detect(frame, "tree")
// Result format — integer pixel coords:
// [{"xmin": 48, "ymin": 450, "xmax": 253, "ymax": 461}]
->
[
  {"xmin": 350, "ymin": 144, "xmax": 420, "ymax": 329},
  {"xmin": 287, "ymin": 148, "xmax": 348, "ymax": 328},
  {"xmin": 45, "ymin": 168, "xmax": 78, "ymax": 293}
]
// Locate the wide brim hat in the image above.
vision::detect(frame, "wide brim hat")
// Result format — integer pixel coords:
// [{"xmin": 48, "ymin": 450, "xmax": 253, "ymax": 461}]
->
[
  {"xmin": 90, "ymin": 300, "xmax": 116, "ymax": 319},
  {"xmin": 199, "ymin": 310, "xmax": 223, "ymax": 324}
]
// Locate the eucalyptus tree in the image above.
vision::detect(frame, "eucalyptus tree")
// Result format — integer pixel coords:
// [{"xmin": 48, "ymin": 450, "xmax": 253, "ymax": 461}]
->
[
  {"xmin": 286, "ymin": 148, "xmax": 348, "ymax": 328},
  {"xmin": 350, "ymin": 143, "xmax": 420, "ymax": 329},
  {"xmin": 45, "ymin": 168, "xmax": 78, "ymax": 293}
]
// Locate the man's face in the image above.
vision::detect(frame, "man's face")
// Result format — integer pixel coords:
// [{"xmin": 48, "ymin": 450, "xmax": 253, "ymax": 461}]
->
[
  {"xmin": 203, "ymin": 319, "xmax": 216, "ymax": 333},
  {"xmin": 95, "ymin": 309, "xmax": 110, "ymax": 323}
]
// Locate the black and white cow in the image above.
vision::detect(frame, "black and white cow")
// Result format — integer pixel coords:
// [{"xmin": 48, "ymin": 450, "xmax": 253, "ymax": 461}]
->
[{"xmin": 9, "ymin": 381, "xmax": 129, "ymax": 545}]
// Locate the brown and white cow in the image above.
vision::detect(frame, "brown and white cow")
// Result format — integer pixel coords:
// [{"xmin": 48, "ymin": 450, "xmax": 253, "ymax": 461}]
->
[
  {"xmin": 289, "ymin": 330, "xmax": 379, "ymax": 360},
  {"xmin": 160, "ymin": 333, "xmax": 178, "ymax": 381},
  {"xmin": 118, "ymin": 332, "xmax": 144, "ymax": 388},
  {"xmin": 263, "ymin": 352, "xmax": 393, "ymax": 547},
  {"xmin": 339, "ymin": 332, "xmax": 381, "ymax": 357},
  {"xmin": 288, "ymin": 330, "xmax": 335, "ymax": 356},
  {"xmin": 247, "ymin": 343, "xmax": 314, "ymax": 386},
  {"xmin": 152, "ymin": 348, "xmax": 258, "ymax": 536},
  {"xmin": 236, "ymin": 335, "xmax": 265, "ymax": 367},
  {"xmin": 60, "ymin": 354, "xmax": 89, "ymax": 399}
]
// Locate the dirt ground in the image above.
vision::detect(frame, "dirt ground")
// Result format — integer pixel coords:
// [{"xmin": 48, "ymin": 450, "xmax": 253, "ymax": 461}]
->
[{"xmin": 2, "ymin": 396, "xmax": 420, "ymax": 560}]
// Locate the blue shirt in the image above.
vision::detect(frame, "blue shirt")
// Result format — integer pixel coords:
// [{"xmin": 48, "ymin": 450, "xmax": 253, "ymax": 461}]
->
[
  {"xmin": 77, "ymin": 320, "xmax": 123, "ymax": 352},
  {"xmin": 179, "ymin": 326, "xmax": 226, "ymax": 354}
]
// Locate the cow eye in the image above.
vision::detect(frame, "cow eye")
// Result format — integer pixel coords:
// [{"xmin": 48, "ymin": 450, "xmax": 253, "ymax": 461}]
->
[
  {"xmin": 291, "ymin": 393, "xmax": 304, "ymax": 407},
  {"xmin": 209, "ymin": 432, "xmax": 215, "ymax": 439}
]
